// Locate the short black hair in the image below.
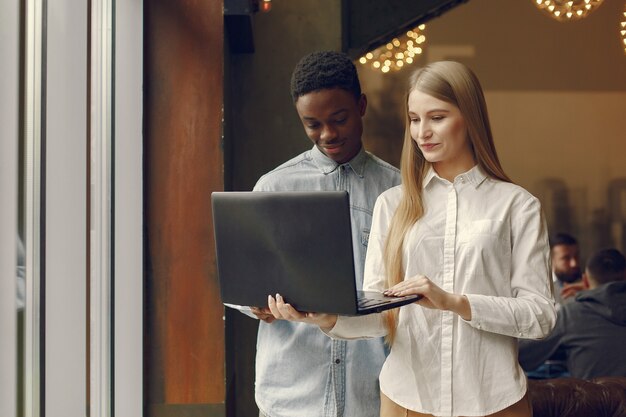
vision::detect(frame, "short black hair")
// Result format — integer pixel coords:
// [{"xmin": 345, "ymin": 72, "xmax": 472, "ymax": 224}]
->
[
  {"xmin": 586, "ymin": 248, "xmax": 626, "ymax": 285},
  {"xmin": 290, "ymin": 51, "xmax": 361, "ymax": 102},
  {"xmin": 549, "ymin": 232, "xmax": 578, "ymax": 249}
]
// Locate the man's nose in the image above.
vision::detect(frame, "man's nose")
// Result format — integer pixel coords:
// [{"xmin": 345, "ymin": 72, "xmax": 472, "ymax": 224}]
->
[{"xmin": 321, "ymin": 124, "xmax": 338, "ymax": 141}]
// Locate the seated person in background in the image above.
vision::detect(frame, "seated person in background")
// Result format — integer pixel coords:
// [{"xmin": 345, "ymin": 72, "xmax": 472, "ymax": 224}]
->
[
  {"xmin": 519, "ymin": 248, "xmax": 626, "ymax": 379},
  {"xmin": 550, "ymin": 232, "xmax": 583, "ymax": 308},
  {"xmin": 522, "ymin": 232, "xmax": 582, "ymax": 379}
]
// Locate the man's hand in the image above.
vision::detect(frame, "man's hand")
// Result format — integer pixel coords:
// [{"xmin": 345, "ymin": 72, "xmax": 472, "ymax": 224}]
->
[
  {"xmin": 251, "ymin": 306, "xmax": 276, "ymax": 323},
  {"xmin": 560, "ymin": 282, "xmax": 586, "ymax": 300}
]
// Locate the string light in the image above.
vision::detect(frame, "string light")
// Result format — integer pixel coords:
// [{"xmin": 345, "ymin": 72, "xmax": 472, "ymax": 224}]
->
[
  {"xmin": 358, "ymin": 24, "xmax": 426, "ymax": 73},
  {"xmin": 533, "ymin": 0, "xmax": 604, "ymax": 22},
  {"xmin": 621, "ymin": 4, "xmax": 626, "ymax": 54}
]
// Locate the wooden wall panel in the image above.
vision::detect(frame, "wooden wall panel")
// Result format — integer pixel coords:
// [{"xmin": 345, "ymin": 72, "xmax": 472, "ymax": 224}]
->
[{"xmin": 144, "ymin": 0, "xmax": 224, "ymax": 411}]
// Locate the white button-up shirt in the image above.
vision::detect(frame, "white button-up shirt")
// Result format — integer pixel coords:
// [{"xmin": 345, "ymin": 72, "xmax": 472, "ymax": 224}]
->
[{"xmin": 328, "ymin": 165, "xmax": 556, "ymax": 417}]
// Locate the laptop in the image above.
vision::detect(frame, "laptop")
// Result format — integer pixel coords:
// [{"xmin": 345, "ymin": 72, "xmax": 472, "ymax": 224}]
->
[{"xmin": 211, "ymin": 191, "xmax": 420, "ymax": 315}]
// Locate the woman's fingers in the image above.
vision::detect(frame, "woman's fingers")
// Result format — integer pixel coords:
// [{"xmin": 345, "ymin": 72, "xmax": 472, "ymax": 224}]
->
[
  {"xmin": 267, "ymin": 294, "xmax": 281, "ymax": 318},
  {"xmin": 267, "ymin": 294, "xmax": 337, "ymax": 329},
  {"xmin": 268, "ymin": 294, "xmax": 307, "ymax": 320},
  {"xmin": 277, "ymin": 294, "xmax": 307, "ymax": 320},
  {"xmin": 384, "ymin": 275, "xmax": 428, "ymax": 296},
  {"xmin": 383, "ymin": 276, "xmax": 451, "ymax": 311}
]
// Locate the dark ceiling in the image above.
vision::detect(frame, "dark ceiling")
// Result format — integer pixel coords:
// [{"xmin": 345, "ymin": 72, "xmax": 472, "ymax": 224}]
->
[{"xmin": 345, "ymin": 0, "xmax": 470, "ymax": 57}]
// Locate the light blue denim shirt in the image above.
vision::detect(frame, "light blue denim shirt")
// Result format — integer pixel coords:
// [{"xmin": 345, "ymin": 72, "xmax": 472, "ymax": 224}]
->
[{"xmin": 253, "ymin": 145, "xmax": 401, "ymax": 417}]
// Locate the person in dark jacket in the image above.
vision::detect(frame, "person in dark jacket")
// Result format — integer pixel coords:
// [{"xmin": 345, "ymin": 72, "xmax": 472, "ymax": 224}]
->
[{"xmin": 519, "ymin": 247, "xmax": 626, "ymax": 379}]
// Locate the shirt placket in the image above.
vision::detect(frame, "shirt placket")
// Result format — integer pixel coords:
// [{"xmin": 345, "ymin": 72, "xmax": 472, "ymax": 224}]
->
[
  {"xmin": 324, "ymin": 164, "xmax": 348, "ymax": 417},
  {"xmin": 440, "ymin": 183, "xmax": 457, "ymax": 416},
  {"xmin": 324, "ymin": 340, "xmax": 346, "ymax": 417},
  {"xmin": 337, "ymin": 164, "xmax": 347, "ymax": 190}
]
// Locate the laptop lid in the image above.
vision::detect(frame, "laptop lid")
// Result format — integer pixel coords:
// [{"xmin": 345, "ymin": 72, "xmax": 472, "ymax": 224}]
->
[{"xmin": 211, "ymin": 191, "xmax": 418, "ymax": 315}]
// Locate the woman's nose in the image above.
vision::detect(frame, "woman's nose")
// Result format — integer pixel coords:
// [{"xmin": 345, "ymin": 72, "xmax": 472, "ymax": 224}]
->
[{"xmin": 418, "ymin": 122, "xmax": 432, "ymax": 139}]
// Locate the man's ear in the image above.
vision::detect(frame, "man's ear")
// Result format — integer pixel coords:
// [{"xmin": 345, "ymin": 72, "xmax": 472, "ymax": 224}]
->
[
  {"xmin": 358, "ymin": 94, "xmax": 367, "ymax": 117},
  {"xmin": 582, "ymin": 272, "xmax": 592, "ymax": 289}
]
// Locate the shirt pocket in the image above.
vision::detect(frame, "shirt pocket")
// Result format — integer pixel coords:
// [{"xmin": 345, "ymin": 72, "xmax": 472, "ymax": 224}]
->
[
  {"xmin": 359, "ymin": 229, "xmax": 370, "ymax": 268},
  {"xmin": 458, "ymin": 219, "xmax": 507, "ymax": 244},
  {"xmin": 457, "ymin": 219, "xmax": 511, "ymax": 287},
  {"xmin": 361, "ymin": 229, "xmax": 370, "ymax": 247}
]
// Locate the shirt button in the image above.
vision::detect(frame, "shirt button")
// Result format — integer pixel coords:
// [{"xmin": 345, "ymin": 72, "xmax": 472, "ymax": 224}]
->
[{"xmin": 334, "ymin": 359, "xmax": 341, "ymax": 364}]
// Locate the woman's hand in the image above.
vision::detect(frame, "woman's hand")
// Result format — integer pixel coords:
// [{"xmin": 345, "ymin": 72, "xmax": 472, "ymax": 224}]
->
[
  {"xmin": 384, "ymin": 275, "xmax": 472, "ymax": 320},
  {"xmin": 267, "ymin": 294, "xmax": 338, "ymax": 331}
]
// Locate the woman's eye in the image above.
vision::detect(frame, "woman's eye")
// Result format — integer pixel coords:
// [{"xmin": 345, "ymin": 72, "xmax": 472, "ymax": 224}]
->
[{"xmin": 432, "ymin": 116, "xmax": 444, "ymax": 121}]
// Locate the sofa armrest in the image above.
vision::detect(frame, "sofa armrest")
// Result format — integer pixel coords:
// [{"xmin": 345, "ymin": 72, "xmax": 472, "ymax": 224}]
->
[{"xmin": 527, "ymin": 377, "xmax": 626, "ymax": 417}]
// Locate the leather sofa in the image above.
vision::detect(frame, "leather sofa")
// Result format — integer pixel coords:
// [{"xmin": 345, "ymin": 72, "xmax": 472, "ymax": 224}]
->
[{"xmin": 527, "ymin": 377, "xmax": 626, "ymax": 417}]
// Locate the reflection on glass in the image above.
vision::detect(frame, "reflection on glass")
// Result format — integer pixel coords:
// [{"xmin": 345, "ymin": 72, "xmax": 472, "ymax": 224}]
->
[
  {"xmin": 17, "ymin": 236, "xmax": 25, "ymax": 311},
  {"xmin": 17, "ymin": 1, "xmax": 26, "ymax": 415},
  {"xmin": 17, "ymin": 235, "xmax": 24, "ymax": 417}
]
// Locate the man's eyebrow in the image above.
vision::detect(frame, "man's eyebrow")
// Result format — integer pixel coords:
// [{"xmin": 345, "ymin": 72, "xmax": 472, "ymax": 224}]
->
[{"xmin": 302, "ymin": 109, "xmax": 349, "ymax": 120}]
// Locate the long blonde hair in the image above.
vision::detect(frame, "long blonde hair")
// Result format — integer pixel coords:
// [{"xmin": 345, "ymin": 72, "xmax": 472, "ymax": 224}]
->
[{"xmin": 383, "ymin": 61, "xmax": 512, "ymax": 344}]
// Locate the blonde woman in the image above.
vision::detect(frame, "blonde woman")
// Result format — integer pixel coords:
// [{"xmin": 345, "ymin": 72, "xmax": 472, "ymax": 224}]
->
[{"xmin": 268, "ymin": 61, "xmax": 556, "ymax": 417}]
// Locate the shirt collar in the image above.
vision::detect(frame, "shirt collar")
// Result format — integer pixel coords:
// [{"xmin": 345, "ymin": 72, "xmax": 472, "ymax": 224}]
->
[
  {"xmin": 463, "ymin": 165, "xmax": 488, "ymax": 188},
  {"xmin": 423, "ymin": 164, "xmax": 437, "ymax": 188},
  {"xmin": 423, "ymin": 164, "xmax": 488, "ymax": 189},
  {"xmin": 311, "ymin": 144, "xmax": 367, "ymax": 178}
]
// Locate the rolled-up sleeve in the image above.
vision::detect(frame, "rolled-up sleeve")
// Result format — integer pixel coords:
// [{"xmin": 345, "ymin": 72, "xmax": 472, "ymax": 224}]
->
[
  {"xmin": 518, "ymin": 311, "xmax": 566, "ymax": 370},
  {"xmin": 324, "ymin": 313, "xmax": 387, "ymax": 340}
]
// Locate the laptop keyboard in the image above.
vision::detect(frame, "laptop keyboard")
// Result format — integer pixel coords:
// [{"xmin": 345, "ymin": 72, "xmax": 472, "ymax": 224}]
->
[
  {"xmin": 356, "ymin": 290, "xmax": 421, "ymax": 312},
  {"xmin": 357, "ymin": 296, "xmax": 390, "ymax": 309}
]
